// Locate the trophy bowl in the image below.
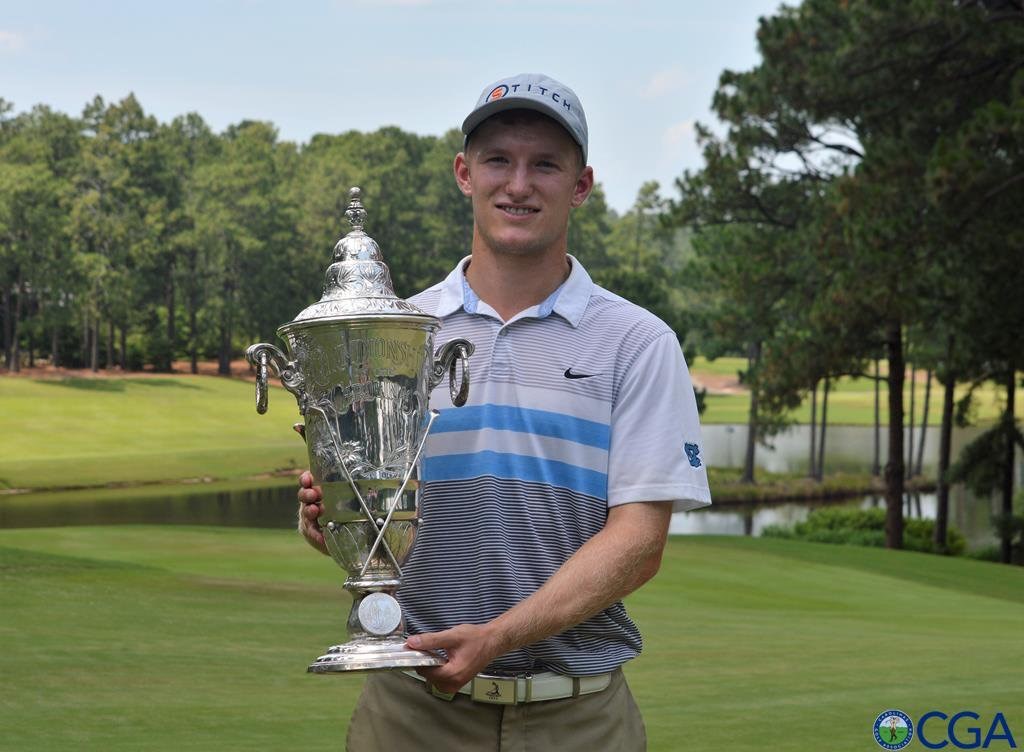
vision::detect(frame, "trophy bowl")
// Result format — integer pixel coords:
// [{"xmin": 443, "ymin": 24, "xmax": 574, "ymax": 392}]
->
[{"xmin": 246, "ymin": 187, "xmax": 472, "ymax": 672}]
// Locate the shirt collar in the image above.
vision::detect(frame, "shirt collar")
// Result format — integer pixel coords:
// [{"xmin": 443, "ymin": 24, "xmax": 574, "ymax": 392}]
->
[{"xmin": 431, "ymin": 254, "xmax": 594, "ymax": 328}]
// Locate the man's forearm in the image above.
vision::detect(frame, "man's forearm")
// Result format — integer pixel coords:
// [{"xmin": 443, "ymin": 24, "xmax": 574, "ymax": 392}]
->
[{"xmin": 483, "ymin": 501, "xmax": 673, "ymax": 658}]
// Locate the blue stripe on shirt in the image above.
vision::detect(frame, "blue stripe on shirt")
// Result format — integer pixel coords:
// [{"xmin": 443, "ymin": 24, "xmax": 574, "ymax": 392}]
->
[
  {"xmin": 432, "ymin": 404, "xmax": 610, "ymax": 450},
  {"xmin": 422, "ymin": 451, "xmax": 608, "ymax": 499}
]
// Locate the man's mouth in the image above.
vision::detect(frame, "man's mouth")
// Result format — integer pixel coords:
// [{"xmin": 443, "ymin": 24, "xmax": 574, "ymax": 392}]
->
[{"xmin": 498, "ymin": 205, "xmax": 539, "ymax": 216}]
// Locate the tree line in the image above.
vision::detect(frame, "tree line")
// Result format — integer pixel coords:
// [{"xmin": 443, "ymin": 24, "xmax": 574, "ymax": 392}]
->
[
  {"xmin": 0, "ymin": 95, "xmax": 686, "ymax": 376},
  {"xmin": 2, "ymin": 0, "xmax": 1021, "ymax": 560}
]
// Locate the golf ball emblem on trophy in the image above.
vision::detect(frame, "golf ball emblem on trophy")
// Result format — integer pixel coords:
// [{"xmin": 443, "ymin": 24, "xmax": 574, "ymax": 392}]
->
[{"xmin": 246, "ymin": 187, "xmax": 473, "ymax": 672}]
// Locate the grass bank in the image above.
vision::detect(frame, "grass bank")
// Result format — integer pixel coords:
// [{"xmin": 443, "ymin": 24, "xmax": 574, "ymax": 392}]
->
[
  {"xmin": 706, "ymin": 466, "xmax": 934, "ymax": 504},
  {"xmin": 0, "ymin": 376, "xmax": 306, "ymax": 491},
  {"xmin": 1, "ymin": 526, "xmax": 1021, "ymax": 751},
  {"xmin": 1, "ymin": 367, "xmax": 1011, "ymax": 493}
]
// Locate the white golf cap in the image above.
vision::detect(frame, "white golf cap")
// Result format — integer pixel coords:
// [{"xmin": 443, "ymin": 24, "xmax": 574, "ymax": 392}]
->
[{"xmin": 462, "ymin": 73, "xmax": 589, "ymax": 163}]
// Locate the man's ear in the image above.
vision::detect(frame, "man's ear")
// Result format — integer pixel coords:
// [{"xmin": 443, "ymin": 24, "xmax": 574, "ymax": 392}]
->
[
  {"xmin": 454, "ymin": 152, "xmax": 473, "ymax": 197},
  {"xmin": 570, "ymin": 165, "xmax": 595, "ymax": 208}
]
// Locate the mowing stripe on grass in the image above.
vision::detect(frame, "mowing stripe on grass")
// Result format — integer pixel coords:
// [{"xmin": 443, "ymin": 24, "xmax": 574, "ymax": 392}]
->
[{"xmin": 1, "ymin": 528, "xmax": 1021, "ymax": 751}]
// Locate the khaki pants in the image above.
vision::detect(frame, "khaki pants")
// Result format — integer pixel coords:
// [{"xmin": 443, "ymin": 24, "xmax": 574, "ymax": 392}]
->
[{"xmin": 346, "ymin": 669, "xmax": 646, "ymax": 752}]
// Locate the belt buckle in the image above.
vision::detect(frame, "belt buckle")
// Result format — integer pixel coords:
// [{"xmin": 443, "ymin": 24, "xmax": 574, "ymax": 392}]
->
[{"xmin": 471, "ymin": 674, "xmax": 517, "ymax": 705}]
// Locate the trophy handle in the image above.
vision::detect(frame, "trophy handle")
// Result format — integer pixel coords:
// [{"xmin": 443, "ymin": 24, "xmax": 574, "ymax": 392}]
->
[
  {"xmin": 246, "ymin": 342, "xmax": 302, "ymax": 414},
  {"xmin": 431, "ymin": 339, "xmax": 475, "ymax": 407}
]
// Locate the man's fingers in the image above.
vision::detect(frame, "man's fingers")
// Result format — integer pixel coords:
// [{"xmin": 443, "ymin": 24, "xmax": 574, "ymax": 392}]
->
[
  {"xmin": 406, "ymin": 631, "xmax": 451, "ymax": 652},
  {"xmin": 297, "ymin": 468, "xmax": 323, "ymax": 505},
  {"xmin": 295, "ymin": 471, "xmax": 329, "ymax": 556},
  {"xmin": 417, "ymin": 661, "xmax": 472, "ymax": 694}
]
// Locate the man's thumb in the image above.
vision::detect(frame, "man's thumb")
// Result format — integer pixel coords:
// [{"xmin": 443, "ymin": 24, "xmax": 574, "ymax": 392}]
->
[{"xmin": 406, "ymin": 631, "xmax": 445, "ymax": 651}]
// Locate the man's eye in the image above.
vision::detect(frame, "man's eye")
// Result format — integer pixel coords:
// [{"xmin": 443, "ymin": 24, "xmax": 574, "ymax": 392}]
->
[
  {"xmin": 486, "ymin": 156, "xmax": 508, "ymax": 164},
  {"xmin": 537, "ymin": 161, "xmax": 559, "ymax": 170}
]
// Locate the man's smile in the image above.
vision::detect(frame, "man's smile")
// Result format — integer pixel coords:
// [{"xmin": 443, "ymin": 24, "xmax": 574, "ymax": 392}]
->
[{"xmin": 497, "ymin": 204, "xmax": 540, "ymax": 217}]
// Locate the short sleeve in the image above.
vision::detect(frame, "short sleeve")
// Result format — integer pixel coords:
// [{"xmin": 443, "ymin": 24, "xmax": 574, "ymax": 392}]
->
[{"xmin": 606, "ymin": 332, "xmax": 712, "ymax": 513}]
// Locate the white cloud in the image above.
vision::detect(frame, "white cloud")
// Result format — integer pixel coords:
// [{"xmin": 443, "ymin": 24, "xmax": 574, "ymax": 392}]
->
[
  {"xmin": 640, "ymin": 66, "xmax": 689, "ymax": 99},
  {"xmin": 663, "ymin": 119, "xmax": 695, "ymax": 150},
  {"xmin": 0, "ymin": 30, "xmax": 26, "ymax": 53}
]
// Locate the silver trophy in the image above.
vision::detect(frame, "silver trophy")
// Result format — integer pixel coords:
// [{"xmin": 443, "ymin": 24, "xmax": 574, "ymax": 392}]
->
[{"xmin": 246, "ymin": 187, "xmax": 473, "ymax": 672}]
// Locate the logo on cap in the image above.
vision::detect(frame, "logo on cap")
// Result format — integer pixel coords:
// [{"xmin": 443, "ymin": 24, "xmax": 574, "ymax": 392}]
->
[{"xmin": 488, "ymin": 85, "xmax": 509, "ymax": 101}]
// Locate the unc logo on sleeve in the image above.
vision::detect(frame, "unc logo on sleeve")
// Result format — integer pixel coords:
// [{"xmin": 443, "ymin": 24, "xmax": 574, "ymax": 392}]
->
[
  {"xmin": 873, "ymin": 710, "xmax": 914, "ymax": 750},
  {"xmin": 684, "ymin": 442, "xmax": 702, "ymax": 468}
]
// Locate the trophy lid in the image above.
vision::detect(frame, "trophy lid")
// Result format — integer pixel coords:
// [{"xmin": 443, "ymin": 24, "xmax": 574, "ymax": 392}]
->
[{"xmin": 282, "ymin": 187, "xmax": 433, "ymax": 331}]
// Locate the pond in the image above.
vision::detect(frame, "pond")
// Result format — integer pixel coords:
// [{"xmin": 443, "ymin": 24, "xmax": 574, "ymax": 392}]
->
[
  {"xmin": 1, "ymin": 425, "xmax": 1015, "ymax": 552},
  {"xmin": 669, "ymin": 489, "xmax": 999, "ymax": 551},
  {"xmin": 700, "ymin": 423, "xmax": 981, "ymax": 476}
]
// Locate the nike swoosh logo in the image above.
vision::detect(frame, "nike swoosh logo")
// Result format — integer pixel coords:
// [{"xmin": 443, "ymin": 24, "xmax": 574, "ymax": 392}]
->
[{"xmin": 564, "ymin": 368, "xmax": 598, "ymax": 380}]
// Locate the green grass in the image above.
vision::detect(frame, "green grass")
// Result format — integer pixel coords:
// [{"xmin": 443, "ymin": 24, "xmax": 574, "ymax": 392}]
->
[
  {"xmin": 693, "ymin": 356, "xmax": 1020, "ymax": 425},
  {"xmin": 1, "ymin": 526, "xmax": 1021, "ymax": 751},
  {"xmin": 0, "ymin": 376, "xmax": 307, "ymax": 490},
  {"xmin": 1, "ymin": 365, "xmax": 1019, "ymax": 492}
]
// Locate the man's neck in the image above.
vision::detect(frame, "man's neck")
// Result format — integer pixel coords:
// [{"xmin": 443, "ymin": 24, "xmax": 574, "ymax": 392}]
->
[{"xmin": 464, "ymin": 246, "xmax": 571, "ymax": 323}]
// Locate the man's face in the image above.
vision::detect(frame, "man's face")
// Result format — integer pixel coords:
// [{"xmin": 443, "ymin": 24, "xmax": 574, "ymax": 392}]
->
[{"xmin": 454, "ymin": 112, "xmax": 594, "ymax": 259}]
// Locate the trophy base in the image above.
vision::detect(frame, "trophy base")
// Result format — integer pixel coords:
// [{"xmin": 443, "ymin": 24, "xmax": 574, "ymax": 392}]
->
[{"xmin": 308, "ymin": 637, "xmax": 445, "ymax": 673}]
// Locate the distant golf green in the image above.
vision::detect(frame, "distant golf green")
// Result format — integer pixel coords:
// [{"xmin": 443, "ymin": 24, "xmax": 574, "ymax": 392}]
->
[
  {"xmin": 0, "ymin": 376, "xmax": 306, "ymax": 490},
  {"xmin": 1, "ymin": 528, "xmax": 1021, "ymax": 751},
  {"xmin": 1, "ymin": 365, "xmax": 1018, "ymax": 491},
  {"xmin": 691, "ymin": 356, "xmax": 1018, "ymax": 426}
]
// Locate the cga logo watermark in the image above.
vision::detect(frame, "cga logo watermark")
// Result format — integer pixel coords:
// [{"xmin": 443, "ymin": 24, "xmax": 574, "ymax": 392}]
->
[
  {"xmin": 873, "ymin": 710, "xmax": 1018, "ymax": 750},
  {"xmin": 874, "ymin": 710, "xmax": 914, "ymax": 750}
]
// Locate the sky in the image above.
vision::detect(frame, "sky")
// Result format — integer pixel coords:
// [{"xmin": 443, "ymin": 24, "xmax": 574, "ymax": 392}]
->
[{"xmin": 1, "ymin": 0, "xmax": 782, "ymax": 213}]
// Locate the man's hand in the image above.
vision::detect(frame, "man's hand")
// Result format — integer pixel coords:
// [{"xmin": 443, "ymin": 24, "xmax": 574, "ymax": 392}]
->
[
  {"xmin": 297, "ymin": 471, "xmax": 329, "ymax": 555},
  {"xmin": 407, "ymin": 502, "xmax": 673, "ymax": 694},
  {"xmin": 407, "ymin": 624, "xmax": 504, "ymax": 694}
]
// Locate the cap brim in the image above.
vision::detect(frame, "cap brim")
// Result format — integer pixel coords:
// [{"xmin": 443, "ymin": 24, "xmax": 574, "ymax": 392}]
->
[{"xmin": 461, "ymin": 97, "xmax": 583, "ymax": 154}]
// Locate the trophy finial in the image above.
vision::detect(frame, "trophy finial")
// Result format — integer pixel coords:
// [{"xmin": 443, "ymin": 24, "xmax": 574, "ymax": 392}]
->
[{"xmin": 345, "ymin": 186, "xmax": 366, "ymax": 231}]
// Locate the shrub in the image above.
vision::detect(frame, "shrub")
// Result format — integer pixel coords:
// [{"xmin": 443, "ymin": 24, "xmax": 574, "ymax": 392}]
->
[
  {"xmin": 763, "ymin": 506, "xmax": 965, "ymax": 556},
  {"xmin": 967, "ymin": 545, "xmax": 1002, "ymax": 562}
]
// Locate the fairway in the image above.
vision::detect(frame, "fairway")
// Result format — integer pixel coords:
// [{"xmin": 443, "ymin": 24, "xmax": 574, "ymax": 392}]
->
[{"xmin": 1, "ymin": 527, "xmax": 1022, "ymax": 751}]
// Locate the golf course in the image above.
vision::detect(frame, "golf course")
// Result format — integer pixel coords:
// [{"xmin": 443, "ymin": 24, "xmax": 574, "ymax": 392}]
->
[
  {"xmin": 1, "ymin": 528, "xmax": 1021, "ymax": 750},
  {"xmin": 2, "ymin": 365, "xmax": 1022, "ymax": 750}
]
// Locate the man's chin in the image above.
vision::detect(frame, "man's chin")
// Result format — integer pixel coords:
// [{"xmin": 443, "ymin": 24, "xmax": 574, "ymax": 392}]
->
[{"xmin": 481, "ymin": 233, "xmax": 553, "ymax": 257}]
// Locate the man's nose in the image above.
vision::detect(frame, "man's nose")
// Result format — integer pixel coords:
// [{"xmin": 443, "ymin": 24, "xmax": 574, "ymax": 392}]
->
[{"xmin": 505, "ymin": 164, "xmax": 532, "ymax": 199}]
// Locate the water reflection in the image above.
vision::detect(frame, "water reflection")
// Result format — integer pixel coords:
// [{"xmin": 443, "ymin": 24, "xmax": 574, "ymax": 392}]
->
[
  {"xmin": 1, "ymin": 422, "xmax": 1014, "ymax": 552},
  {"xmin": 694, "ymin": 423, "xmax": 1016, "ymax": 551},
  {"xmin": 0, "ymin": 477, "xmax": 1000, "ymax": 552},
  {"xmin": 0, "ymin": 481, "xmax": 300, "ymax": 530},
  {"xmin": 700, "ymin": 423, "xmax": 967, "ymax": 475},
  {"xmin": 671, "ymin": 488, "xmax": 1000, "ymax": 551}
]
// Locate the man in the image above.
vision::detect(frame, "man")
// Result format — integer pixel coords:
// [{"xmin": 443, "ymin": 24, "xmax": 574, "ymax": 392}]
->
[{"xmin": 298, "ymin": 73, "xmax": 711, "ymax": 751}]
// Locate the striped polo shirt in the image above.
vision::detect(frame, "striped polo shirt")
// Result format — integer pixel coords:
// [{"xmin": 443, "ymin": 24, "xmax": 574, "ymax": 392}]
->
[{"xmin": 399, "ymin": 255, "xmax": 711, "ymax": 676}]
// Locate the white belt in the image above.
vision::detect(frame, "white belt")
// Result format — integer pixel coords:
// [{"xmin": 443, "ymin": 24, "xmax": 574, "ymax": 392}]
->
[{"xmin": 403, "ymin": 670, "xmax": 613, "ymax": 705}]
